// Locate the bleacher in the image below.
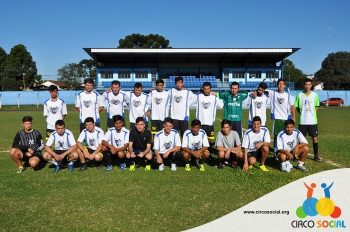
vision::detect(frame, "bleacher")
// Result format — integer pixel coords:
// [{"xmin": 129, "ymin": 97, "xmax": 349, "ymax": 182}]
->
[
  {"xmin": 166, "ymin": 75, "xmax": 218, "ymax": 88},
  {"xmin": 101, "ymin": 81, "xmax": 153, "ymax": 89}
]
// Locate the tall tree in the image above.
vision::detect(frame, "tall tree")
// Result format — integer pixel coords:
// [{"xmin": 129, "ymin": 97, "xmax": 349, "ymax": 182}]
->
[
  {"xmin": 0, "ymin": 47, "xmax": 7, "ymax": 91},
  {"xmin": 314, "ymin": 51, "xmax": 350, "ymax": 90},
  {"xmin": 57, "ymin": 63, "xmax": 84, "ymax": 89},
  {"xmin": 2, "ymin": 44, "xmax": 41, "ymax": 90},
  {"xmin": 283, "ymin": 59, "xmax": 307, "ymax": 89},
  {"xmin": 79, "ymin": 59, "xmax": 96, "ymax": 79},
  {"xmin": 118, "ymin": 33, "xmax": 170, "ymax": 48}
]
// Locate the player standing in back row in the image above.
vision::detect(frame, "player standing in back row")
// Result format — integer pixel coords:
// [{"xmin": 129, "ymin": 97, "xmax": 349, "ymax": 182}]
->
[
  {"xmin": 217, "ymin": 82, "xmax": 248, "ymax": 138},
  {"xmin": 169, "ymin": 77, "xmax": 196, "ymax": 136},
  {"xmin": 75, "ymin": 78, "xmax": 104, "ymax": 132},
  {"xmin": 43, "ymin": 85, "xmax": 67, "ymax": 140},
  {"xmin": 295, "ymin": 78, "xmax": 321, "ymax": 161}
]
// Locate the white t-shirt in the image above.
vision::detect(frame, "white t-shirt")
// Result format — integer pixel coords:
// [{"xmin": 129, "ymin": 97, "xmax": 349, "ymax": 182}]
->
[
  {"xmin": 77, "ymin": 127, "xmax": 105, "ymax": 150},
  {"xmin": 196, "ymin": 94, "xmax": 224, "ymax": 126},
  {"xmin": 153, "ymin": 129, "xmax": 181, "ymax": 154},
  {"xmin": 149, "ymin": 90, "xmax": 170, "ymax": 121},
  {"xmin": 246, "ymin": 93, "xmax": 269, "ymax": 126},
  {"xmin": 127, "ymin": 92, "xmax": 150, "ymax": 123},
  {"xmin": 295, "ymin": 92, "xmax": 320, "ymax": 125},
  {"xmin": 182, "ymin": 129, "xmax": 210, "ymax": 150},
  {"xmin": 104, "ymin": 127, "xmax": 130, "ymax": 148},
  {"xmin": 75, "ymin": 91, "xmax": 104, "ymax": 123},
  {"xmin": 103, "ymin": 90, "xmax": 128, "ymax": 119},
  {"xmin": 169, "ymin": 88, "xmax": 196, "ymax": 121},
  {"xmin": 46, "ymin": 129, "xmax": 76, "ymax": 151},
  {"xmin": 277, "ymin": 129, "xmax": 308, "ymax": 152},
  {"xmin": 270, "ymin": 90, "xmax": 294, "ymax": 120},
  {"xmin": 43, "ymin": 98, "xmax": 67, "ymax": 130},
  {"xmin": 242, "ymin": 127, "xmax": 271, "ymax": 152}
]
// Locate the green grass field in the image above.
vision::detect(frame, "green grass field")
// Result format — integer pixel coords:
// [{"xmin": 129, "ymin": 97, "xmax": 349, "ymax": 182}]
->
[{"xmin": 0, "ymin": 106, "xmax": 349, "ymax": 232}]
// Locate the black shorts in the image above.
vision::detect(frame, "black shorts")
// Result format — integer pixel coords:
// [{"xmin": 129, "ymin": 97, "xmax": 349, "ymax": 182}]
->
[
  {"xmin": 158, "ymin": 151, "xmax": 182, "ymax": 163},
  {"xmin": 46, "ymin": 129, "xmax": 55, "ymax": 139},
  {"xmin": 228, "ymin": 120, "xmax": 242, "ymax": 138},
  {"xmin": 80, "ymin": 122, "xmax": 101, "ymax": 132},
  {"xmin": 173, "ymin": 119, "xmax": 188, "ymax": 136},
  {"xmin": 20, "ymin": 150, "xmax": 42, "ymax": 161},
  {"xmin": 201, "ymin": 125, "xmax": 215, "ymax": 140},
  {"xmin": 129, "ymin": 121, "xmax": 148, "ymax": 130},
  {"xmin": 248, "ymin": 150, "xmax": 262, "ymax": 158},
  {"xmin": 151, "ymin": 120, "xmax": 163, "ymax": 134},
  {"xmin": 299, "ymin": 124, "xmax": 318, "ymax": 137}
]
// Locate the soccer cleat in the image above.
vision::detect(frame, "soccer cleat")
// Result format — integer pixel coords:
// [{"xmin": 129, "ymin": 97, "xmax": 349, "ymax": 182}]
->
[
  {"xmin": 296, "ymin": 164, "xmax": 307, "ymax": 172},
  {"xmin": 185, "ymin": 163, "xmax": 191, "ymax": 172},
  {"xmin": 16, "ymin": 167, "xmax": 25, "ymax": 174},
  {"xmin": 313, "ymin": 156, "xmax": 322, "ymax": 162},
  {"xmin": 53, "ymin": 165, "xmax": 60, "ymax": 172},
  {"xmin": 217, "ymin": 162, "xmax": 224, "ymax": 169},
  {"xmin": 68, "ymin": 164, "xmax": 74, "ymax": 172},
  {"xmin": 97, "ymin": 164, "xmax": 103, "ymax": 170},
  {"xmin": 199, "ymin": 164, "xmax": 205, "ymax": 172},
  {"xmin": 158, "ymin": 164, "xmax": 164, "ymax": 171},
  {"xmin": 79, "ymin": 163, "xmax": 87, "ymax": 171},
  {"xmin": 259, "ymin": 165, "xmax": 269, "ymax": 172},
  {"xmin": 106, "ymin": 164, "xmax": 113, "ymax": 172},
  {"xmin": 119, "ymin": 162, "xmax": 126, "ymax": 171},
  {"xmin": 145, "ymin": 164, "xmax": 151, "ymax": 171},
  {"xmin": 129, "ymin": 164, "xmax": 136, "ymax": 172},
  {"xmin": 171, "ymin": 163, "xmax": 177, "ymax": 171}
]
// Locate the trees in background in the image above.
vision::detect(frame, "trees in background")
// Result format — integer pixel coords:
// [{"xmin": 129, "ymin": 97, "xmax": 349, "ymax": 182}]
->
[
  {"xmin": 0, "ymin": 44, "xmax": 41, "ymax": 90},
  {"xmin": 314, "ymin": 51, "xmax": 350, "ymax": 90},
  {"xmin": 283, "ymin": 59, "xmax": 307, "ymax": 89},
  {"xmin": 118, "ymin": 33, "xmax": 170, "ymax": 48}
]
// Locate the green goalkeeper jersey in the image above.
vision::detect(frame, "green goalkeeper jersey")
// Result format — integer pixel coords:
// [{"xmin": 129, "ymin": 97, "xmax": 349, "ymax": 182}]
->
[{"xmin": 218, "ymin": 92, "xmax": 248, "ymax": 122}]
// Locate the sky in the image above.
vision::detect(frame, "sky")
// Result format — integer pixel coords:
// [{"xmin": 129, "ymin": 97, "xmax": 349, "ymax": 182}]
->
[{"xmin": 1, "ymin": 0, "xmax": 349, "ymax": 79}]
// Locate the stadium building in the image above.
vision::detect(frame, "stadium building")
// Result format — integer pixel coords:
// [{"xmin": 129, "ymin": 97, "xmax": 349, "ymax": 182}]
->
[{"xmin": 84, "ymin": 48, "xmax": 299, "ymax": 91}]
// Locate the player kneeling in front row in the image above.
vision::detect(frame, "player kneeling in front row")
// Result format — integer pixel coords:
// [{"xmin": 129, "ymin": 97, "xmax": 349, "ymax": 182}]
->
[
  {"xmin": 127, "ymin": 117, "xmax": 153, "ymax": 171},
  {"xmin": 182, "ymin": 119, "xmax": 210, "ymax": 172},
  {"xmin": 153, "ymin": 117, "xmax": 182, "ymax": 171},
  {"xmin": 277, "ymin": 119, "xmax": 309, "ymax": 172},
  {"xmin": 102, "ymin": 115, "xmax": 130, "ymax": 171},
  {"xmin": 77, "ymin": 117, "xmax": 105, "ymax": 171},
  {"xmin": 242, "ymin": 116, "xmax": 270, "ymax": 172},
  {"xmin": 43, "ymin": 120, "xmax": 78, "ymax": 172},
  {"xmin": 10, "ymin": 116, "xmax": 44, "ymax": 173},
  {"xmin": 215, "ymin": 119, "xmax": 242, "ymax": 169}
]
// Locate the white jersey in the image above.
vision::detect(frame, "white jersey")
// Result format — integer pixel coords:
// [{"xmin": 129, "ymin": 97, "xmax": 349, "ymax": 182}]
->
[
  {"xmin": 75, "ymin": 91, "xmax": 104, "ymax": 123},
  {"xmin": 196, "ymin": 93, "xmax": 223, "ymax": 126},
  {"xmin": 182, "ymin": 129, "xmax": 209, "ymax": 150},
  {"xmin": 277, "ymin": 129, "xmax": 308, "ymax": 152},
  {"xmin": 103, "ymin": 90, "xmax": 128, "ymax": 119},
  {"xmin": 153, "ymin": 129, "xmax": 181, "ymax": 154},
  {"xmin": 247, "ymin": 93, "xmax": 269, "ymax": 126},
  {"xmin": 242, "ymin": 127, "xmax": 271, "ymax": 152},
  {"xmin": 43, "ymin": 98, "xmax": 67, "ymax": 130},
  {"xmin": 77, "ymin": 127, "xmax": 104, "ymax": 150},
  {"xmin": 169, "ymin": 88, "xmax": 196, "ymax": 121},
  {"xmin": 104, "ymin": 127, "xmax": 130, "ymax": 148},
  {"xmin": 127, "ymin": 92, "xmax": 150, "ymax": 123},
  {"xmin": 46, "ymin": 129, "xmax": 76, "ymax": 151},
  {"xmin": 149, "ymin": 90, "xmax": 170, "ymax": 121},
  {"xmin": 270, "ymin": 90, "xmax": 294, "ymax": 120}
]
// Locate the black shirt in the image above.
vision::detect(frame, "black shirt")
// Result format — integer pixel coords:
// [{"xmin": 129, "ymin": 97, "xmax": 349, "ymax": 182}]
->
[
  {"xmin": 12, "ymin": 129, "xmax": 44, "ymax": 154},
  {"xmin": 129, "ymin": 128, "xmax": 152, "ymax": 151}
]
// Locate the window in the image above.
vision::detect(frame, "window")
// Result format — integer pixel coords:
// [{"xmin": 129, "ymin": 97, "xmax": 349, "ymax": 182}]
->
[
  {"xmin": 232, "ymin": 71, "xmax": 245, "ymax": 79},
  {"xmin": 101, "ymin": 71, "xmax": 113, "ymax": 79},
  {"xmin": 249, "ymin": 71, "xmax": 261, "ymax": 79},
  {"xmin": 118, "ymin": 71, "xmax": 131, "ymax": 79},
  {"xmin": 135, "ymin": 71, "xmax": 148, "ymax": 79},
  {"xmin": 266, "ymin": 71, "xmax": 279, "ymax": 79}
]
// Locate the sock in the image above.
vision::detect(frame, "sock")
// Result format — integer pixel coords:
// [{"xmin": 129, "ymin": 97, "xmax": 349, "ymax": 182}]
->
[
  {"xmin": 313, "ymin": 143, "xmax": 319, "ymax": 157},
  {"xmin": 52, "ymin": 160, "xmax": 58, "ymax": 166},
  {"xmin": 103, "ymin": 152, "xmax": 111, "ymax": 166},
  {"xmin": 198, "ymin": 158, "xmax": 203, "ymax": 165},
  {"xmin": 120, "ymin": 157, "xmax": 125, "ymax": 164},
  {"xmin": 68, "ymin": 161, "xmax": 74, "ymax": 166}
]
